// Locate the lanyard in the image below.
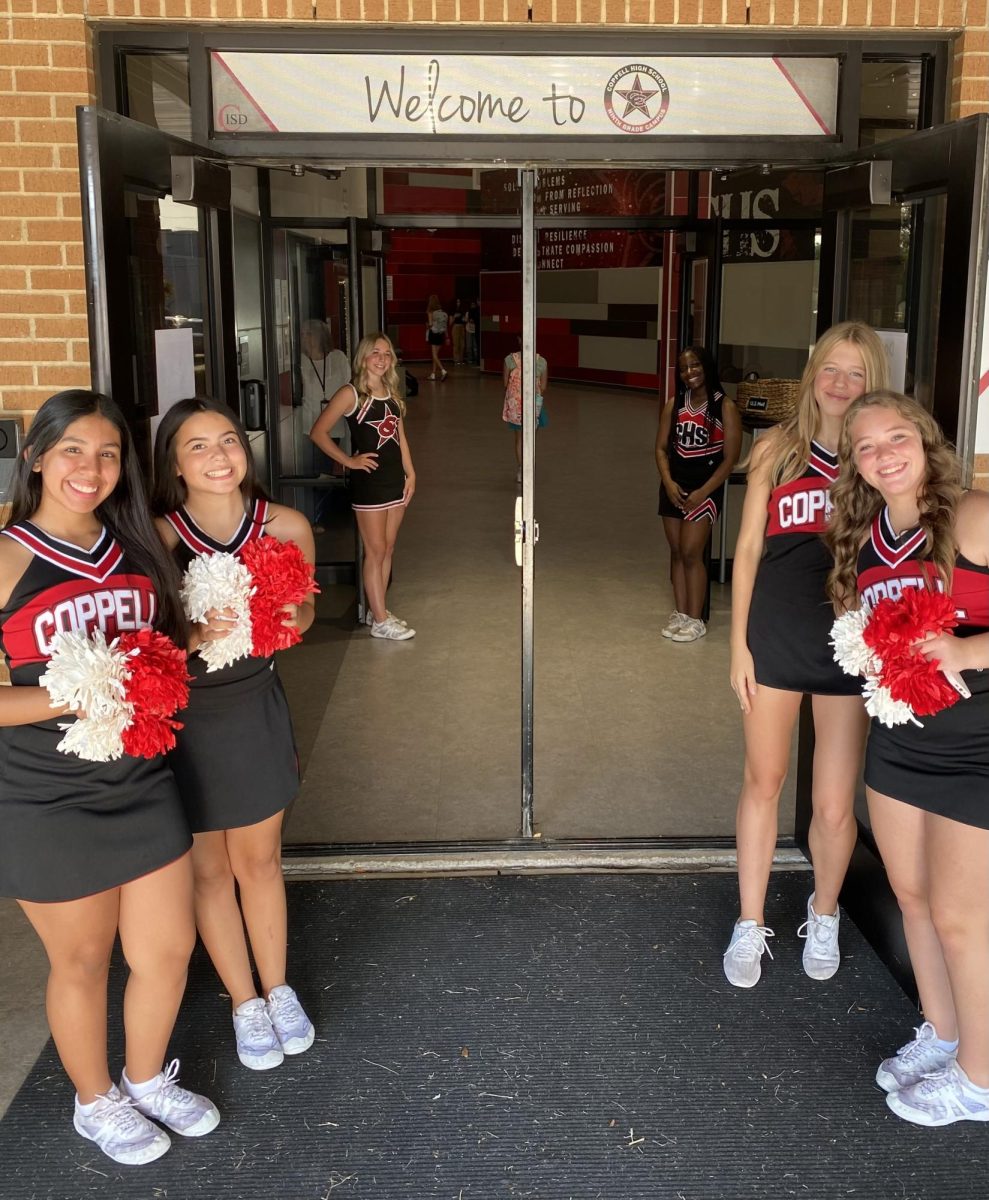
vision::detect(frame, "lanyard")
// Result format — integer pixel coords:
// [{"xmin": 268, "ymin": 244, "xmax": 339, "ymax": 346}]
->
[{"xmin": 306, "ymin": 354, "xmax": 326, "ymax": 396}]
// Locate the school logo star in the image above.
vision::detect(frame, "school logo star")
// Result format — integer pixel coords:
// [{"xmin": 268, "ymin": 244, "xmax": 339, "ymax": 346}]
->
[
  {"xmin": 367, "ymin": 409, "xmax": 399, "ymax": 448},
  {"xmin": 604, "ymin": 64, "xmax": 670, "ymax": 135},
  {"xmin": 615, "ymin": 75, "xmax": 659, "ymax": 120}
]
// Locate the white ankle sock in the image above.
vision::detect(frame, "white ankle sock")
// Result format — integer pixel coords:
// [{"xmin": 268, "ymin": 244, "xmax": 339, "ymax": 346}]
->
[
  {"xmin": 121, "ymin": 1067, "xmax": 162, "ymax": 1098},
  {"xmin": 934, "ymin": 1036, "xmax": 960, "ymax": 1054},
  {"xmin": 75, "ymin": 1095, "xmax": 99, "ymax": 1115}
]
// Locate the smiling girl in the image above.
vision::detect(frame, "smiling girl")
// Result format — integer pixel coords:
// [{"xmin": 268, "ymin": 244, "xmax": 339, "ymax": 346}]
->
[
  {"xmin": 724, "ymin": 321, "xmax": 889, "ymax": 989},
  {"xmin": 0, "ymin": 390, "xmax": 218, "ymax": 1164},
  {"xmin": 827, "ymin": 391, "xmax": 989, "ymax": 1126},
  {"xmin": 310, "ymin": 332, "xmax": 416, "ymax": 640},
  {"xmin": 152, "ymin": 398, "xmax": 317, "ymax": 1073}
]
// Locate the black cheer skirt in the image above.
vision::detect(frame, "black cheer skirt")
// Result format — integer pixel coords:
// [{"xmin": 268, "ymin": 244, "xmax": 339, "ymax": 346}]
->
[
  {"xmin": 0, "ymin": 720, "xmax": 191, "ymax": 903},
  {"xmin": 167, "ymin": 659, "xmax": 299, "ymax": 835},
  {"xmin": 866, "ymin": 674, "xmax": 989, "ymax": 828}
]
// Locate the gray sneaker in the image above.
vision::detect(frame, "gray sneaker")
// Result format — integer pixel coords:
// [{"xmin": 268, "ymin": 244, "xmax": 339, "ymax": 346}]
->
[
  {"xmin": 797, "ymin": 893, "xmax": 841, "ymax": 981},
  {"xmin": 371, "ymin": 615, "xmax": 415, "ymax": 640},
  {"xmin": 671, "ymin": 617, "xmax": 707, "ymax": 643},
  {"xmin": 122, "ymin": 1060, "xmax": 219, "ymax": 1137},
  {"xmin": 233, "ymin": 996, "xmax": 284, "ymax": 1070},
  {"xmin": 723, "ymin": 919, "xmax": 775, "ymax": 988},
  {"xmin": 887, "ymin": 1062, "xmax": 989, "ymax": 1127},
  {"xmin": 73, "ymin": 1084, "xmax": 171, "ymax": 1165},
  {"xmin": 876, "ymin": 1022, "xmax": 957, "ymax": 1092},
  {"xmin": 661, "ymin": 611, "xmax": 685, "ymax": 638},
  {"xmin": 267, "ymin": 985, "xmax": 316, "ymax": 1056}
]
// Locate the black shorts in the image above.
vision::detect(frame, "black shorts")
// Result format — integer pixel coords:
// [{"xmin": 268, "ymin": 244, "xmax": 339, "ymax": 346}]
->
[{"xmin": 427, "ymin": 331, "xmax": 444, "ymax": 346}]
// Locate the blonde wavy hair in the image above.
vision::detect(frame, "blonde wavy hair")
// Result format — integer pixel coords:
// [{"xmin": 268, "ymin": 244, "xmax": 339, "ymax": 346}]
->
[
  {"xmin": 825, "ymin": 390, "xmax": 962, "ymax": 611},
  {"xmin": 352, "ymin": 332, "xmax": 405, "ymax": 416},
  {"xmin": 769, "ymin": 321, "xmax": 890, "ymax": 488}
]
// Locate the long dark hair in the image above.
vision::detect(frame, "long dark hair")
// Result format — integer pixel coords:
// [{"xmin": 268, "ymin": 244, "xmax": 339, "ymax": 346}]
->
[
  {"xmin": 151, "ymin": 397, "xmax": 268, "ymax": 517},
  {"xmin": 4, "ymin": 389, "xmax": 186, "ymax": 643}
]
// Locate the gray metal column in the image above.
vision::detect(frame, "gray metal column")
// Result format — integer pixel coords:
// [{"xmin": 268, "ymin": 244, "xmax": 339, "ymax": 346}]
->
[{"xmin": 520, "ymin": 170, "xmax": 536, "ymax": 839}]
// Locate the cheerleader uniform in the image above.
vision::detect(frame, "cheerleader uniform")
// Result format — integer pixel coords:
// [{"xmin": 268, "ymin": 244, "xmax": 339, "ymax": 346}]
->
[
  {"xmin": 0, "ymin": 522, "xmax": 190, "ymax": 902},
  {"xmin": 344, "ymin": 386, "xmax": 406, "ymax": 511},
  {"xmin": 857, "ymin": 507, "xmax": 989, "ymax": 829},
  {"xmin": 747, "ymin": 442, "xmax": 860, "ymax": 695},
  {"xmin": 164, "ymin": 499, "xmax": 299, "ymax": 834},
  {"xmin": 657, "ymin": 391, "xmax": 726, "ymax": 523}
]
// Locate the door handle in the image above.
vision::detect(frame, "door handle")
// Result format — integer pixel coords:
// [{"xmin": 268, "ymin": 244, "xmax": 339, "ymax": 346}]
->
[{"xmin": 513, "ymin": 496, "xmax": 539, "ymax": 567}]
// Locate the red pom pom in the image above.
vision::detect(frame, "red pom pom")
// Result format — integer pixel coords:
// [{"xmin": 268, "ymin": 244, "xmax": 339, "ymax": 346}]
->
[
  {"xmin": 118, "ymin": 629, "xmax": 191, "ymax": 759},
  {"xmin": 864, "ymin": 588, "xmax": 960, "ymax": 720},
  {"xmin": 239, "ymin": 538, "xmax": 319, "ymax": 658}
]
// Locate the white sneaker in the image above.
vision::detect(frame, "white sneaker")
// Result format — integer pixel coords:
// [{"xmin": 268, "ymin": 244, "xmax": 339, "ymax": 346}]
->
[
  {"xmin": 671, "ymin": 617, "xmax": 707, "ymax": 643},
  {"xmin": 267, "ymin": 985, "xmax": 316, "ymax": 1056},
  {"xmin": 661, "ymin": 611, "xmax": 685, "ymax": 638},
  {"xmin": 122, "ymin": 1060, "xmax": 220, "ymax": 1137},
  {"xmin": 73, "ymin": 1084, "xmax": 171, "ymax": 1165},
  {"xmin": 233, "ymin": 996, "xmax": 284, "ymax": 1070},
  {"xmin": 797, "ymin": 893, "xmax": 841, "ymax": 981},
  {"xmin": 371, "ymin": 615, "xmax": 415, "ymax": 640},
  {"xmin": 876, "ymin": 1022, "xmax": 958, "ymax": 1093},
  {"xmin": 723, "ymin": 919, "xmax": 775, "ymax": 988},
  {"xmin": 886, "ymin": 1061, "xmax": 989, "ymax": 1126}
]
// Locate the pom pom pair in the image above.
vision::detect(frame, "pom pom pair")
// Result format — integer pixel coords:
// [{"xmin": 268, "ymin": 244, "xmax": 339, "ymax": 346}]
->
[
  {"xmin": 180, "ymin": 538, "xmax": 318, "ymax": 671},
  {"xmin": 40, "ymin": 628, "xmax": 190, "ymax": 762},
  {"xmin": 831, "ymin": 588, "xmax": 961, "ymax": 728}
]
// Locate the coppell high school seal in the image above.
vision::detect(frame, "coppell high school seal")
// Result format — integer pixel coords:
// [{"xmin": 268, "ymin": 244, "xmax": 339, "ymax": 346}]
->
[{"xmin": 603, "ymin": 65, "xmax": 670, "ymax": 134}]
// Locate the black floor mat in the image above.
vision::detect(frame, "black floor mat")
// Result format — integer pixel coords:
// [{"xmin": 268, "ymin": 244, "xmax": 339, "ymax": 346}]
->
[{"xmin": 0, "ymin": 871, "xmax": 983, "ymax": 1199}]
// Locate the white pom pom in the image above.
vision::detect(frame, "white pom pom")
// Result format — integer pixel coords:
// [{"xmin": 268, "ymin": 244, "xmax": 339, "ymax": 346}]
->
[
  {"xmin": 39, "ymin": 629, "xmax": 128, "ymax": 719},
  {"xmin": 830, "ymin": 607, "xmax": 879, "ymax": 678},
  {"xmin": 56, "ymin": 711, "xmax": 130, "ymax": 762},
  {"xmin": 180, "ymin": 552, "xmax": 254, "ymax": 672},
  {"xmin": 863, "ymin": 679, "xmax": 923, "ymax": 729}
]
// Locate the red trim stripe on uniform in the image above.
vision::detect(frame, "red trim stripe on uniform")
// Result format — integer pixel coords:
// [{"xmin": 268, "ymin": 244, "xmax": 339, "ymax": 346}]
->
[
  {"xmin": 808, "ymin": 441, "xmax": 839, "ymax": 482},
  {"xmin": 165, "ymin": 509, "xmax": 214, "ymax": 556},
  {"xmin": 871, "ymin": 508, "xmax": 927, "ymax": 568},
  {"xmin": 1, "ymin": 525, "xmax": 123, "ymax": 582},
  {"xmin": 685, "ymin": 497, "xmax": 718, "ymax": 524}
]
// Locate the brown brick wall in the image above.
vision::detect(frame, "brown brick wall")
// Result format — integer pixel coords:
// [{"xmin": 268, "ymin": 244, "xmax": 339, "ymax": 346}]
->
[{"xmin": 0, "ymin": 0, "xmax": 987, "ymax": 426}]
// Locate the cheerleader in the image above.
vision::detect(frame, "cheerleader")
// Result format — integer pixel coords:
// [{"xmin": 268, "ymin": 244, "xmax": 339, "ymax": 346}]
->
[
  {"xmin": 656, "ymin": 345, "xmax": 741, "ymax": 641},
  {"xmin": 0, "ymin": 390, "xmax": 218, "ymax": 1164},
  {"xmin": 152, "ymin": 399, "xmax": 316, "ymax": 1071},
  {"xmin": 724, "ymin": 322, "xmax": 889, "ymax": 987},
  {"xmin": 827, "ymin": 391, "xmax": 989, "ymax": 1126},
  {"xmin": 310, "ymin": 332, "xmax": 416, "ymax": 639}
]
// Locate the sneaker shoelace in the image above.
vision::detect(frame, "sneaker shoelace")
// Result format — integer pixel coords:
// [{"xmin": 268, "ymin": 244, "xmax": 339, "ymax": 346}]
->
[
  {"xmin": 730, "ymin": 925, "xmax": 775, "ymax": 963},
  {"xmin": 146, "ymin": 1059, "xmax": 196, "ymax": 1116},
  {"xmin": 797, "ymin": 910, "xmax": 838, "ymax": 948},
  {"xmin": 239, "ymin": 1001, "xmax": 275, "ymax": 1046},
  {"xmin": 895, "ymin": 1022, "xmax": 940, "ymax": 1064},
  {"xmin": 269, "ymin": 989, "xmax": 305, "ymax": 1030},
  {"xmin": 88, "ymin": 1090, "xmax": 146, "ymax": 1142}
]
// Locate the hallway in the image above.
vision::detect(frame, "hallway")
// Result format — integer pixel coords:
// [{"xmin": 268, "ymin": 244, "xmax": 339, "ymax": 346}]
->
[{"xmin": 282, "ymin": 367, "xmax": 795, "ymax": 846}]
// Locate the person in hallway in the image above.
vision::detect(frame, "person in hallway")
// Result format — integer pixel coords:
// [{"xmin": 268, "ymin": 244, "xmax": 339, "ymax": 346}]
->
[
  {"xmin": 311, "ymin": 332, "xmax": 416, "ymax": 641},
  {"xmin": 0, "ymin": 390, "xmax": 218, "ymax": 1165},
  {"xmin": 656, "ymin": 346, "xmax": 741, "ymax": 643},
  {"xmin": 467, "ymin": 298, "xmax": 480, "ymax": 365},
  {"xmin": 298, "ymin": 319, "xmax": 351, "ymax": 532},
  {"xmin": 152, "ymin": 398, "xmax": 317, "ymax": 1076},
  {"xmin": 724, "ymin": 321, "xmax": 889, "ymax": 988},
  {"xmin": 503, "ymin": 338, "xmax": 548, "ymax": 485},
  {"xmin": 426, "ymin": 294, "xmax": 449, "ymax": 381},
  {"xmin": 827, "ymin": 391, "xmax": 989, "ymax": 1127},
  {"xmin": 451, "ymin": 299, "xmax": 467, "ymax": 365}
]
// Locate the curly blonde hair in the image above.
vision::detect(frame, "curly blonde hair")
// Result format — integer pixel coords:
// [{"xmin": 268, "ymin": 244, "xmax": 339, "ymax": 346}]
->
[
  {"xmin": 825, "ymin": 390, "xmax": 962, "ymax": 610},
  {"xmin": 769, "ymin": 321, "xmax": 890, "ymax": 488},
  {"xmin": 352, "ymin": 332, "xmax": 405, "ymax": 416}
]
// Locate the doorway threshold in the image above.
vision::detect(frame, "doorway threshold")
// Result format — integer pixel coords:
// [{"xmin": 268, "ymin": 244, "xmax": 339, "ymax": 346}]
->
[{"xmin": 282, "ymin": 840, "xmax": 807, "ymax": 880}]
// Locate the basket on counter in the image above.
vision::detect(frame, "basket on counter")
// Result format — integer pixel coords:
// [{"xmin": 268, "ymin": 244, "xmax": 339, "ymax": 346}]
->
[{"xmin": 735, "ymin": 379, "xmax": 801, "ymax": 424}]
